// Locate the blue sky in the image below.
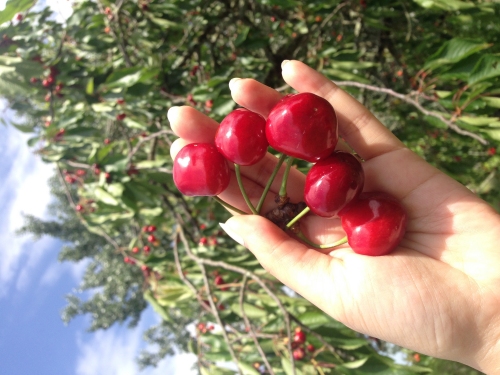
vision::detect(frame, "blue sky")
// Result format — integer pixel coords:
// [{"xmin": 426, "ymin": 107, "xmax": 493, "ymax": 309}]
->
[
  {"xmin": 0, "ymin": 2, "xmax": 197, "ymax": 374},
  {"xmin": 0, "ymin": 112, "xmax": 197, "ymax": 375}
]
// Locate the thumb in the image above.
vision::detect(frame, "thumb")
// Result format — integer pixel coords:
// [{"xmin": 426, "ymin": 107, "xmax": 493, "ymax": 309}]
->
[{"xmin": 219, "ymin": 215, "xmax": 344, "ymax": 310}]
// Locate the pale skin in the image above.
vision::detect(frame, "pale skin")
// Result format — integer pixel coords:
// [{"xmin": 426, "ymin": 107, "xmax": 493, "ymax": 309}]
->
[{"xmin": 168, "ymin": 60, "xmax": 500, "ymax": 374}]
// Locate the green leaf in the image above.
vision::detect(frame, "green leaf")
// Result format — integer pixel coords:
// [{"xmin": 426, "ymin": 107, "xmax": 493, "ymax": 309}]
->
[
  {"xmin": 235, "ymin": 27, "xmax": 250, "ymax": 47},
  {"xmin": 413, "ymin": 0, "xmax": 475, "ymax": 11},
  {"xmin": 148, "ymin": 16, "xmax": 179, "ymax": 29},
  {"xmin": 231, "ymin": 302, "xmax": 267, "ymax": 318},
  {"xmin": 143, "ymin": 290, "xmax": 171, "ymax": 322},
  {"xmin": 0, "ymin": 0, "xmax": 36, "ymax": 25},
  {"xmin": 105, "ymin": 67, "xmax": 143, "ymax": 88},
  {"xmin": 94, "ymin": 187, "xmax": 119, "ymax": 205},
  {"xmin": 139, "ymin": 207, "xmax": 163, "ymax": 217},
  {"xmin": 424, "ymin": 38, "xmax": 491, "ymax": 70},
  {"xmin": 482, "ymin": 97, "xmax": 500, "ymax": 109},
  {"xmin": 458, "ymin": 116, "xmax": 500, "ymax": 127},
  {"xmin": 296, "ymin": 310, "xmax": 332, "ymax": 328},
  {"xmin": 86, "ymin": 78, "xmax": 94, "ymax": 95},
  {"xmin": 238, "ymin": 362, "xmax": 261, "ymax": 375},
  {"xmin": 281, "ymin": 357, "xmax": 303, "ymax": 375},
  {"xmin": 340, "ymin": 356, "xmax": 369, "ymax": 369},
  {"xmin": 468, "ymin": 55, "xmax": 500, "ymax": 85},
  {"xmin": 12, "ymin": 123, "xmax": 34, "ymax": 133}
]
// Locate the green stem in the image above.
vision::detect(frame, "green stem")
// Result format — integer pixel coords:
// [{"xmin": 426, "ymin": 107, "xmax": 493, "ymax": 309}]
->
[
  {"xmin": 295, "ymin": 231, "xmax": 348, "ymax": 249},
  {"xmin": 235, "ymin": 164, "xmax": 258, "ymax": 215},
  {"xmin": 213, "ymin": 196, "xmax": 247, "ymax": 215},
  {"xmin": 286, "ymin": 206, "xmax": 310, "ymax": 229},
  {"xmin": 279, "ymin": 157, "xmax": 294, "ymax": 198},
  {"xmin": 256, "ymin": 154, "xmax": 287, "ymax": 214}
]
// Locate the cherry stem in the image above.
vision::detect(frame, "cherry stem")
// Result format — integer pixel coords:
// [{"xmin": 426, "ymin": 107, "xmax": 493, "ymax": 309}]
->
[
  {"xmin": 286, "ymin": 206, "xmax": 310, "ymax": 228},
  {"xmin": 256, "ymin": 154, "xmax": 287, "ymax": 214},
  {"xmin": 213, "ymin": 196, "xmax": 247, "ymax": 215},
  {"xmin": 279, "ymin": 156, "xmax": 294, "ymax": 198},
  {"xmin": 295, "ymin": 231, "xmax": 348, "ymax": 249},
  {"xmin": 235, "ymin": 164, "xmax": 258, "ymax": 215}
]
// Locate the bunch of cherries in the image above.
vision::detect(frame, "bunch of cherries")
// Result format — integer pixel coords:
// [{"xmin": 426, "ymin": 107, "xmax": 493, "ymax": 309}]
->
[{"xmin": 173, "ymin": 92, "xmax": 407, "ymax": 256}]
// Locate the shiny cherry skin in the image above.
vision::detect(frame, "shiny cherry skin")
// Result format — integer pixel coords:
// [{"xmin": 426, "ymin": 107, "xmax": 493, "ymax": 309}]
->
[
  {"xmin": 215, "ymin": 108, "xmax": 268, "ymax": 166},
  {"xmin": 265, "ymin": 93, "xmax": 338, "ymax": 162},
  {"xmin": 304, "ymin": 151, "xmax": 364, "ymax": 217},
  {"xmin": 173, "ymin": 143, "xmax": 230, "ymax": 196},
  {"xmin": 339, "ymin": 192, "xmax": 407, "ymax": 256}
]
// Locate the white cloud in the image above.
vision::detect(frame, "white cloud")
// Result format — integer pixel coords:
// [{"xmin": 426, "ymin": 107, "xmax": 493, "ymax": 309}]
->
[
  {"xmin": 0, "ymin": 121, "xmax": 55, "ymax": 297},
  {"xmin": 76, "ymin": 308, "xmax": 197, "ymax": 375}
]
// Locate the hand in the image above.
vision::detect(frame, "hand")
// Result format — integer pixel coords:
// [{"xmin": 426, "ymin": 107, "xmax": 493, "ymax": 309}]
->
[{"xmin": 168, "ymin": 60, "xmax": 500, "ymax": 374}]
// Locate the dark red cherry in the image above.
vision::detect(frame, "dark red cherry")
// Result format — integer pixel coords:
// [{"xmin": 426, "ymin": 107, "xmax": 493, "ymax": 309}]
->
[
  {"xmin": 173, "ymin": 143, "xmax": 230, "ymax": 196},
  {"xmin": 215, "ymin": 108, "xmax": 268, "ymax": 166},
  {"xmin": 339, "ymin": 192, "xmax": 407, "ymax": 256},
  {"xmin": 293, "ymin": 330, "xmax": 306, "ymax": 344},
  {"xmin": 265, "ymin": 93, "xmax": 338, "ymax": 162},
  {"xmin": 292, "ymin": 347, "xmax": 305, "ymax": 361},
  {"xmin": 304, "ymin": 151, "xmax": 364, "ymax": 217}
]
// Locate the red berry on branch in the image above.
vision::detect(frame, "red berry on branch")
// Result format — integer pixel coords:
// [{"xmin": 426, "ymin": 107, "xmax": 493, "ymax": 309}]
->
[
  {"xmin": 339, "ymin": 192, "xmax": 407, "ymax": 256},
  {"xmin": 199, "ymin": 237, "xmax": 208, "ymax": 245},
  {"xmin": 143, "ymin": 245, "xmax": 151, "ymax": 253},
  {"xmin": 75, "ymin": 204, "xmax": 84, "ymax": 212},
  {"xmin": 116, "ymin": 98, "xmax": 125, "ymax": 105},
  {"xmin": 215, "ymin": 108, "xmax": 268, "ymax": 166},
  {"xmin": 104, "ymin": 138, "xmax": 111, "ymax": 145},
  {"xmin": 147, "ymin": 225, "xmax": 156, "ymax": 233},
  {"xmin": 307, "ymin": 344, "xmax": 315, "ymax": 352},
  {"xmin": 292, "ymin": 347, "xmax": 305, "ymax": 361},
  {"xmin": 173, "ymin": 143, "xmax": 230, "ymax": 196},
  {"xmin": 132, "ymin": 247, "xmax": 140, "ymax": 253},
  {"xmin": 488, "ymin": 147, "xmax": 496, "ymax": 156},
  {"xmin": 266, "ymin": 93, "xmax": 338, "ymax": 162},
  {"xmin": 116, "ymin": 113, "xmax": 126, "ymax": 121},
  {"xmin": 147, "ymin": 234, "xmax": 156, "ymax": 243},
  {"xmin": 304, "ymin": 151, "xmax": 364, "ymax": 217},
  {"xmin": 16, "ymin": 14, "xmax": 23, "ymax": 21},
  {"xmin": 76, "ymin": 169, "xmax": 86, "ymax": 176},
  {"xmin": 30, "ymin": 77, "xmax": 38, "ymax": 84},
  {"xmin": 65, "ymin": 175, "xmax": 75, "ymax": 184},
  {"xmin": 293, "ymin": 329, "xmax": 306, "ymax": 344}
]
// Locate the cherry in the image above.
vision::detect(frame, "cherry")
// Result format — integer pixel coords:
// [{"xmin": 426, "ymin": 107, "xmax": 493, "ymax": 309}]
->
[
  {"xmin": 199, "ymin": 237, "xmax": 208, "ymax": 245},
  {"xmin": 147, "ymin": 234, "xmax": 156, "ymax": 243},
  {"xmin": 147, "ymin": 225, "xmax": 156, "ymax": 233},
  {"xmin": 75, "ymin": 204, "xmax": 84, "ymax": 212},
  {"xmin": 104, "ymin": 138, "xmax": 111, "ymax": 145},
  {"xmin": 30, "ymin": 77, "xmax": 38, "ymax": 84},
  {"xmin": 116, "ymin": 98, "xmax": 125, "ymax": 105},
  {"xmin": 173, "ymin": 143, "xmax": 230, "ymax": 196},
  {"xmin": 304, "ymin": 151, "xmax": 364, "ymax": 217},
  {"xmin": 306, "ymin": 344, "xmax": 315, "ymax": 352},
  {"xmin": 266, "ymin": 92, "xmax": 338, "ymax": 162},
  {"xmin": 293, "ymin": 329, "xmax": 306, "ymax": 344},
  {"xmin": 292, "ymin": 347, "xmax": 305, "ymax": 361},
  {"xmin": 215, "ymin": 108, "xmax": 268, "ymax": 166},
  {"xmin": 143, "ymin": 245, "xmax": 151, "ymax": 253},
  {"xmin": 132, "ymin": 247, "xmax": 140, "ymax": 253},
  {"xmin": 339, "ymin": 192, "xmax": 407, "ymax": 256},
  {"xmin": 65, "ymin": 175, "xmax": 76, "ymax": 184},
  {"xmin": 116, "ymin": 113, "xmax": 126, "ymax": 121}
]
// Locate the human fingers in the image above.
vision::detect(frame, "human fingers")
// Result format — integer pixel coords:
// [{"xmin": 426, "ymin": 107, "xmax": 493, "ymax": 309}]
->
[
  {"xmin": 168, "ymin": 105, "xmax": 218, "ymax": 143},
  {"xmin": 281, "ymin": 60, "xmax": 405, "ymax": 161}
]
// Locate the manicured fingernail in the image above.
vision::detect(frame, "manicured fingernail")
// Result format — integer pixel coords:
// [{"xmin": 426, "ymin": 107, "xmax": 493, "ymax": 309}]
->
[
  {"xmin": 229, "ymin": 78, "xmax": 241, "ymax": 91},
  {"xmin": 167, "ymin": 106, "xmax": 179, "ymax": 123},
  {"xmin": 219, "ymin": 222, "xmax": 245, "ymax": 247},
  {"xmin": 281, "ymin": 60, "xmax": 290, "ymax": 69}
]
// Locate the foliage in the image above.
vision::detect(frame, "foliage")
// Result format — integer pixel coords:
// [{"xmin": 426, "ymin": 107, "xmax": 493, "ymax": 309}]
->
[{"xmin": 2, "ymin": 0, "xmax": 498, "ymax": 373}]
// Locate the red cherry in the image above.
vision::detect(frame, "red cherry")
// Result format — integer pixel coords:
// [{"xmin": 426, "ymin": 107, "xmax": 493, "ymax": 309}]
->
[
  {"xmin": 116, "ymin": 98, "xmax": 125, "ymax": 105},
  {"xmin": 65, "ymin": 175, "xmax": 76, "ymax": 184},
  {"xmin": 30, "ymin": 77, "xmax": 38, "ymax": 84},
  {"xmin": 147, "ymin": 234, "xmax": 156, "ymax": 243},
  {"xmin": 132, "ymin": 247, "xmax": 139, "ymax": 253},
  {"xmin": 488, "ymin": 147, "xmax": 496, "ymax": 156},
  {"xmin": 197, "ymin": 322, "xmax": 205, "ymax": 331},
  {"xmin": 215, "ymin": 108, "xmax": 268, "ymax": 166},
  {"xmin": 75, "ymin": 204, "xmax": 84, "ymax": 212},
  {"xmin": 142, "ymin": 225, "xmax": 149, "ymax": 232},
  {"xmin": 116, "ymin": 113, "xmax": 126, "ymax": 121},
  {"xmin": 304, "ymin": 151, "xmax": 364, "ymax": 217},
  {"xmin": 104, "ymin": 138, "xmax": 111, "ymax": 145},
  {"xmin": 143, "ymin": 245, "xmax": 151, "ymax": 253},
  {"xmin": 339, "ymin": 192, "xmax": 407, "ymax": 256},
  {"xmin": 293, "ymin": 329, "xmax": 306, "ymax": 344},
  {"xmin": 76, "ymin": 169, "xmax": 86, "ymax": 176},
  {"xmin": 173, "ymin": 143, "xmax": 230, "ymax": 196},
  {"xmin": 266, "ymin": 93, "xmax": 338, "ymax": 162},
  {"xmin": 306, "ymin": 344, "xmax": 315, "ymax": 352},
  {"xmin": 147, "ymin": 225, "xmax": 156, "ymax": 233},
  {"xmin": 16, "ymin": 14, "xmax": 23, "ymax": 21},
  {"xmin": 199, "ymin": 237, "xmax": 208, "ymax": 245},
  {"xmin": 214, "ymin": 275, "xmax": 224, "ymax": 285},
  {"xmin": 292, "ymin": 347, "xmax": 305, "ymax": 361}
]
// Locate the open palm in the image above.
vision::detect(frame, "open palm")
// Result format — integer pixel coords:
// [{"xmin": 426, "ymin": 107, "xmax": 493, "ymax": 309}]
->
[{"xmin": 169, "ymin": 60, "xmax": 500, "ymax": 373}]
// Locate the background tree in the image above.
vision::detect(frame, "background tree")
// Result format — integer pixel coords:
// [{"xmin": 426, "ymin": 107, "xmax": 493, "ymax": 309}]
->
[{"xmin": 2, "ymin": 0, "xmax": 499, "ymax": 373}]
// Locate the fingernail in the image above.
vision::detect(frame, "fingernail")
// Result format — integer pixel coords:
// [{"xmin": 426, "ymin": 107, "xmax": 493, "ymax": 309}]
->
[
  {"xmin": 167, "ymin": 106, "xmax": 179, "ymax": 123},
  {"xmin": 219, "ymin": 222, "xmax": 245, "ymax": 247},
  {"xmin": 229, "ymin": 78, "xmax": 241, "ymax": 91},
  {"xmin": 281, "ymin": 60, "xmax": 290, "ymax": 69}
]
